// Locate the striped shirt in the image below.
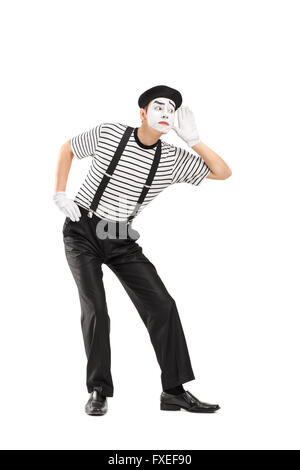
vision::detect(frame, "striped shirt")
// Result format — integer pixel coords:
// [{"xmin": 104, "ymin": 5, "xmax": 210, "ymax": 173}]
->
[{"xmin": 70, "ymin": 122, "xmax": 210, "ymax": 222}]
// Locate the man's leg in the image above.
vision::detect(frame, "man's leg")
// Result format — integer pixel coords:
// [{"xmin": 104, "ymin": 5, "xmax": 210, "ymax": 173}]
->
[
  {"xmin": 106, "ymin": 240, "xmax": 195, "ymax": 390},
  {"xmin": 63, "ymin": 226, "xmax": 114, "ymax": 397}
]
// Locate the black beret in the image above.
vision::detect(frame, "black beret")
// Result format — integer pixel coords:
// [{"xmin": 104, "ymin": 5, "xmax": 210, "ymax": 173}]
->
[{"xmin": 138, "ymin": 85, "xmax": 182, "ymax": 110}]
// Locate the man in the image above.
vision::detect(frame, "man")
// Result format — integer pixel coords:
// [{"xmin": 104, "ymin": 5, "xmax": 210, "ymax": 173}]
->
[{"xmin": 54, "ymin": 85, "xmax": 231, "ymax": 416}]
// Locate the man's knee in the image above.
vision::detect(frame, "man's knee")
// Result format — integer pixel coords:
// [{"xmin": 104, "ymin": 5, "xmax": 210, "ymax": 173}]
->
[{"xmin": 153, "ymin": 293, "xmax": 177, "ymax": 321}]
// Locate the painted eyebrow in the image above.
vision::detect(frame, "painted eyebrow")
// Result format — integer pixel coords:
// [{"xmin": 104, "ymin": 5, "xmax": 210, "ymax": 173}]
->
[{"xmin": 153, "ymin": 100, "xmax": 175, "ymax": 109}]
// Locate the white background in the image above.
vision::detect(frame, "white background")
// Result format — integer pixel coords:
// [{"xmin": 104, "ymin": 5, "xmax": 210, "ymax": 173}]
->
[{"xmin": 0, "ymin": 0, "xmax": 299, "ymax": 450}]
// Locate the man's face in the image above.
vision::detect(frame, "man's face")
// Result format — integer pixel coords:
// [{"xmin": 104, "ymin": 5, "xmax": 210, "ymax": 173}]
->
[{"xmin": 146, "ymin": 97, "xmax": 176, "ymax": 133}]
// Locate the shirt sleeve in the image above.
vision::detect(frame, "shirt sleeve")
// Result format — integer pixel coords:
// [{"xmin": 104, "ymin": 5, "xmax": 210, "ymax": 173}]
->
[
  {"xmin": 70, "ymin": 124, "xmax": 102, "ymax": 159},
  {"xmin": 171, "ymin": 144, "xmax": 210, "ymax": 185}
]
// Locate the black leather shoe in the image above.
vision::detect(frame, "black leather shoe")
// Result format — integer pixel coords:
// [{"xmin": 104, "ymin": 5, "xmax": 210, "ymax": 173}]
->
[
  {"xmin": 85, "ymin": 388, "xmax": 108, "ymax": 416},
  {"xmin": 160, "ymin": 390, "xmax": 220, "ymax": 413}
]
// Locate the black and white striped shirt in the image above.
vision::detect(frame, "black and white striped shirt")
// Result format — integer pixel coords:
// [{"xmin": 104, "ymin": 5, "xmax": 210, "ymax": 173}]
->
[{"xmin": 70, "ymin": 122, "xmax": 210, "ymax": 222}]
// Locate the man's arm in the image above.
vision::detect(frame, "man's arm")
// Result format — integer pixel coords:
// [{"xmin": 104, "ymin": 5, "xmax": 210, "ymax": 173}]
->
[
  {"xmin": 172, "ymin": 106, "xmax": 232, "ymax": 180},
  {"xmin": 191, "ymin": 141, "xmax": 232, "ymax": 180},
  {"xmin": 53, "ymin": 140, "xmax": 81, "ymax": 221},
  {"xmin": 53, "ymin": 123, "xmax": 102, "ymax": 221},
  {"xmin": 54, "ymin": 140, "xmax": 74, "ymax": 192}
]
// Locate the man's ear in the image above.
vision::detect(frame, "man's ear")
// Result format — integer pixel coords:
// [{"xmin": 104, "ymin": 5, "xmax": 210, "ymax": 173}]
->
[{"xmin": 140, "ymin": 108, "xmax": 147, "ymax": 122}]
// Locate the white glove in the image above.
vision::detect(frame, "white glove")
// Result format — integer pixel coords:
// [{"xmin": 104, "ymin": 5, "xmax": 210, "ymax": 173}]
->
[
  {"xmin": 53, "ymin": 191, "xmax": 81, "ymax": 222},
  {"xmin": 172, "ymin": 105, "xmax": 201, "ymax": 147}
]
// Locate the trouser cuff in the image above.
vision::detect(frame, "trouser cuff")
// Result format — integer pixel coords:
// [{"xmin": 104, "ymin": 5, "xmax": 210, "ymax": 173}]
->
[
  {"xmin": 87, "ymin": 384, "xmax": 114, "ymax": 397},
  {"xmin": 161, "ymin": 373, "xmax": 196, "ymax": 391}
]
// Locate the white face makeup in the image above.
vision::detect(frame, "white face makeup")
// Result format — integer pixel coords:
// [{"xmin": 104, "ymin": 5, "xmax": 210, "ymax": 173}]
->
[{"xmin": 146, "ymin": 97, "xmax": 176, "ymax": 133}]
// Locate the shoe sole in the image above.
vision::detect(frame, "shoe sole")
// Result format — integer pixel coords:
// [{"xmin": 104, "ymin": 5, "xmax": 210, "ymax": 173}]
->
[
  {"xmin": 85, "ymin": 406, "xmax": 107, "ymax": 416},
  {"xmin": 85, "ymin": 410, "xmax": 107, "ymax": 416},
  {"xmin": 160, "ymin": 403, "xmax": 219, "ymax": 413}
]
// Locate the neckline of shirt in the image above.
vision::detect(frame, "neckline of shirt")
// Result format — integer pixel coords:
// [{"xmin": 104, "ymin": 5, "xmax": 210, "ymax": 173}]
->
[{"xmin": 133, "ymin": 127, "xmax": 160, "ymax": 150}]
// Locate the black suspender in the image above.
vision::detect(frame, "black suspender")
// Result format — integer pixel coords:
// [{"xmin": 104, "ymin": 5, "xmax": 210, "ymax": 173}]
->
[
  {"xmin": 127, "ymin": 139, "xmax": 161, "ymax": 224},
  {"xmin": 87, "ymin": 126, "xmax": 162, "ymax": 224},
  {"xmin": 88, "ymin": 126, "xmax": 133, "ymax": 218}
]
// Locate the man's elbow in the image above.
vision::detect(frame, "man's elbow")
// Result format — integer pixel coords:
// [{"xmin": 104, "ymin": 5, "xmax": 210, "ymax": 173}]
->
[
  {"xmin": 210, "ymin": 167, "xmax": 232, "ymax": 180},
  {"xmin": 222, "ymin": 167, "xmax": 232, "ymax": 179},
  {"xmin": 218, "ymin": 162, "xmax": 232, "ymax": 179}
]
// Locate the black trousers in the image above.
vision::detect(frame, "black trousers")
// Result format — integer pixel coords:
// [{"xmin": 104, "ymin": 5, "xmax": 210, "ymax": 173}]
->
[{"xmin": 62, "ymin": 207, "xmax": 195, "ymax": 396}]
